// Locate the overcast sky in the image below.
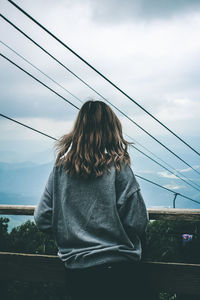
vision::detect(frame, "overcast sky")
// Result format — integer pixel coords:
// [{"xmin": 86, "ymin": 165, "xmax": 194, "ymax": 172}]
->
[{"xmin": 1, "ymin": 0, "xmax": 200, "ymax": 199}]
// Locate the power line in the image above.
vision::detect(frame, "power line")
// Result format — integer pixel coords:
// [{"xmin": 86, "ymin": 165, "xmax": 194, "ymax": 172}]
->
[
  {"xmin": 128, "ymin": 136, "xmax": 200, "ymax": 191},
  {"xmin": 135, "ymin": 174, "xmax": 200, "ymax": 206},
  {"xmin": 2, "ymin": 50, "xmax": 200, "ymax": 198},
  {"xmin": 0, "ymin": 53, "xmax": 79, "ymax": 111},
  {"xmin": 2, "ymin": 42, "xmax": 200, "ymax": 193},
  {"xmin": 0, "ymin": 40, "xmax": 83, "ymax": 105},
  {"xmin": 127, "ymin": 134, "xmax": 182, "ymax": 172},
  {"xmin": 0, "ymin": 15, "xmax": 93, "ymax": 95},
  {"xmin": 1, "ymin": 112, "xmax": 199, "ymax": 205},
  {"xmin": 0, "ymin": 113, "xmax": 56, "ymax": 141},
  {"xmin": 126, "ymin": 133, "xmax": 200, "ymax": 187},
  {"xmin": 1, "ymin": 16, "xmax": 200, "ymax": 178},
  {"xmin": 7, "ymin": 0, "xmax": 200, "ymax": 158},
  {"xmin": 129, "ymin": 145, "xmax": 200, "ymax": 192},
  {"xmin": 0, "ymin": 13, "xmax": 109, "ymax": 105}
]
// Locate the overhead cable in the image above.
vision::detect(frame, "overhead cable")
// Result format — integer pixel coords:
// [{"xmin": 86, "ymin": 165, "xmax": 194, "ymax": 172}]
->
[
  {"xmin": 6, "ymin": 0, "xmax": 200, "ymax": 157},
  {"xmin": 0, "ymin": 53, "xmax": 79, "ymax": 111},
  {"xmin": 0, "ymin": 113, "xmax": 56, "ymax": 141},
  {"xmin": 0, "ymin": 40, "xmax": 82, "ymax": 105},
  {"xmin": 1, "ymin": 15, "xmax": 98, "ymax": 101},
  {"xmin": 126, "ymin": 133, "xmax": 200, "ymax": 190},
  {"xmin": 1, "ymin": 20, "xmax": 200, "ymax": 177},
  {"xmin": 2, "ymin": 52, "xmax": 200, "ymax": 195},
  {"xmin": 1, "ymin": 112, "xmax": 199, "ymax": 205},
  {"xmin": 2, "ymin": 43, "xmax": 200, "ymax": 192},
  {"xmin": 129, "ymin": 145, "xmax": 200, "ymax": 192},
  {"xmin": 135, "ymin": 174, "xmax": 200, "ymax": 205}
]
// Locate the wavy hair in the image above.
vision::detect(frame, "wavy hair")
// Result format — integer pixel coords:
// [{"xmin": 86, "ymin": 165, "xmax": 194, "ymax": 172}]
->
[{"xmin": 55, "ymin": 100, "xmax": 131, "ymax": 178}]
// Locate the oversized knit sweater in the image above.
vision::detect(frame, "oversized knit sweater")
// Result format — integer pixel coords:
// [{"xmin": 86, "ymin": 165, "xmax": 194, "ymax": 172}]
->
[{"xmin": 34, "ymin": 163, "xmax": 148, "ymax": 269}]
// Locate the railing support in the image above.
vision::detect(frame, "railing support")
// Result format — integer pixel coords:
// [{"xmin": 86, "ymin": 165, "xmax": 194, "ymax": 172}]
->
[{"xmin": 173, "ymin": 193, "xmax": 179, "ymax": 208}]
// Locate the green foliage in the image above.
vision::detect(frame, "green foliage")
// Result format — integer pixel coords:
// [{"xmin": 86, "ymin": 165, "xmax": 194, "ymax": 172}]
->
[
  {"xmin": 159, "ymin": 292, "xmax": 176, "ymax": 300},
  {"xmin": 1, "ymin": 217, "xmax": 200, "ymax": 262},
  {"xmin": 9, "ymin": 220, "xmax": 57, "ymax": 255},
  {"xmin": 146, "ymin": 219, "xmax": 200, "ymax": 263},
  {"xmin": 0, "ymin": 218, "xmax": 57, "ymax": 255},
  {"xmin": 0, "ymin": 217, "xmax": 11, "ymax": 251}
]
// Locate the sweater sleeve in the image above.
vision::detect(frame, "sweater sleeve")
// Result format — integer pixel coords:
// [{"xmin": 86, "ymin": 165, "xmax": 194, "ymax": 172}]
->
[
  {"xmin": 116, "ymin": 164, "xmax": 149, "ymax": 240},
  {"xmin": 34, "ymin": 169, "xmax": 54, "ymax": 233}
]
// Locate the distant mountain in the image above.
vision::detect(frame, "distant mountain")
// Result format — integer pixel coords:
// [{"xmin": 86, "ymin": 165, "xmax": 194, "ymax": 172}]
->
[
  {"xmin": 0, "ymin": 161, "xmax": 38, "ymax": 171},
  {"xmin": 0, "ymin": 159, "xmax": 199, "ymax": 208},
  {"xmin": 0, "ymin": 192, "xmax": 37, "ymax": 206},
  {"xmin": 0, "ymin": 151, "xmax": 26, "ymax": 163},
  {"xmin": 0, "ymin": 161, "xmax": 54, "ymax": 232},
  {"xmin": 0, "ymin": 161, "xmax": 53, "ymax": 202},
  {"xmin": 29, "ymin": 149, "xmax": 55, "ymax": 164},
  {"xmin": 0, "ymin": 148, "xmax": 54, "ymax": 165},
  {"xmin": 0, "ymin": 158, "xmax": 199, "ymax": 232}
]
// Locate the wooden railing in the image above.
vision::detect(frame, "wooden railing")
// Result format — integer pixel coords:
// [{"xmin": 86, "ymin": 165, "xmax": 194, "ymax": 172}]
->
[
  {"xmin": 1, "ymin": 205, "xmax": 200, "ymax": 296},
  {"xmin": 1, "ymin": 204, "xmax": 200, "ymax": 221}
]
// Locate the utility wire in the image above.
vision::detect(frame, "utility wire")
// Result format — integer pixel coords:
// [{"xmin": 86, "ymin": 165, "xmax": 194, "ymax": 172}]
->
[
  {"xmin": 7, "ymin": 0, "xmax": 200, "ymax": 157},
  {"xmin": 2, "ymin": 42, "xmax": 200, "ymax": 193},
  {"xmin": 0, "ymin": 40, "xmax": 82, "ymax": 105},
  {"xmin": 129, "ymin": 145, "xmax": 200, "ymax": 192},
  {"xmin": 0, "ymin": 113, "xmax": 56, "ymax": 141},
  {"xmin": 0, "ymin": 15, "xmax": 98, "ymax": 104},
  {"xmin": 1, "ymin": 112, "xmax": 199, "ymax": 205},
  {"xmin": 126, "ymin": 133, "xmax": 200, "ymax": 191},
  {"xmin": 127, "ymin": 134, "xmax": 200, "ymax": 189},
  {"xmin": 2, "ymin": 50, "xmax": 200, "ymax": 192},
  {"xmin": 1, "ymin": 15, "xmax": 200, "ymax": 177},
  {"xmin": 127, "ymin": 134, "xmax": 181, "ymax": 172},
  {"xmin": 0, "ymin": 53, "xmax": 79, "ymax": 111},
  {"xmin": 135, "ymin": 175, "xmax": 200, "ymax": 205}
]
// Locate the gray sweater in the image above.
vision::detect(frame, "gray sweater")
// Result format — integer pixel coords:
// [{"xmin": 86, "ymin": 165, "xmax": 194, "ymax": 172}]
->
[{"xmin": 34, "ymin": 163, "xmax": 148, "ymax": 269}]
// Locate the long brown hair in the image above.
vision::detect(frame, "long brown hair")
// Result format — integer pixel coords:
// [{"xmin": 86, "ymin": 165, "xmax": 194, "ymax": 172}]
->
[{"xmin": 55, "ymin": 100, "xmax": 130, "ymax": 178}]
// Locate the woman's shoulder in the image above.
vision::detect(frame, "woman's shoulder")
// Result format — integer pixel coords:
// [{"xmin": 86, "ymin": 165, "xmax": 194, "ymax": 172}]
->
[
  {"xmin": 50, "ymin": 163, "xmax": 68, "ymax": 179},
  {"xmin": 116, "ymin": 163, "xmax": 140, "ymax": 191},
  {"xmin": 117, "ymin": 162, "xmax": 134, "ymax": 178}
]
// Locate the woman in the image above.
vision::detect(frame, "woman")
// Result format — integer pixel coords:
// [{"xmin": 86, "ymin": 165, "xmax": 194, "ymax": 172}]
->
[{"xmin": 34, "ymin": 100, "xmax": 149, "ymax": 300}]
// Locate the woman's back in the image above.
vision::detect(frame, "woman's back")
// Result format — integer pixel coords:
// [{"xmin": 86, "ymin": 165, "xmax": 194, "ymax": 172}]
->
[{"xmin": 34, "ymin": 163, "xmax": 148, "ymax": 269}]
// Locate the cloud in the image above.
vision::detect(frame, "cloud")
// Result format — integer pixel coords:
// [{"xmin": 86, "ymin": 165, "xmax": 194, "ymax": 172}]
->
[
  {"xmin": 0, "ymin": 117, "xmax": 74, "ymax": 141},
  {"xmin": 136, "ymin": 170, "xmax": 156, "ymax": 174},
  {"xmin": 89, "ymin": 0, "xmax": 200, "ymax": 23},
  {"xmin": 177, "ymin": 165, "xmax": 200, "ymax": 173},
  {"xmin": 163, "ymin": 184, "xmax": 183, "ymax": 190},
  {"xmin": 155, "ymin": 98, "xmax": 200, "ymax": 123},
  {"xmin": 158, "ymin": 171, "xmax": 179, "ymax": 179}
]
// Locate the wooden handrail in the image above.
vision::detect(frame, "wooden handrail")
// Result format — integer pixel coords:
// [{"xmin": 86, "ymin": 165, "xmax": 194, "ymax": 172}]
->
[
  {"xmin": 0, "ymin": 205, "xmax": 35, "ymax": 216},
  {"xmin": 0, "ymin": 205, "xmax": 200, "ymax": 220},
  {"xmin": 0, "ymin": 251, "xmax": 200, "ymax": 295}
]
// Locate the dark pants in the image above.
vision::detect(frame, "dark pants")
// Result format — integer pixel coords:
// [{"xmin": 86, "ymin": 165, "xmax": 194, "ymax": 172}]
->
[{"xmin": 64, "ymin": 261, "xmax": 149, "ymax": 300}]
